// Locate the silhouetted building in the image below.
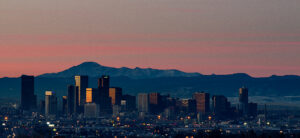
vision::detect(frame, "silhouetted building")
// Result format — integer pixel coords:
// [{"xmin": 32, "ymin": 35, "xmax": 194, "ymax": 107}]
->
[
  {"xmin": 212, "ymin": 95, "xmax": 231, "ymax": 119},
  {"xmin": 98, "ymin": 75, "xmax": 112, "ymax": 115},
  {"xmin": 239, "ymin": 87, "xmax": 248, "ymax": 115},
  {"xmin": 121, "ymin": 94, "xmax": 136, "ymax": 112},
  {"xmin": 45, "ymin": 91, "xmax": 57, "ymax": 116},
  {"xmin": 39, "ymin": 100, "xmax": 45, "ymax": 114},
  {"xmin": 62, "ymin": 96, "xmax": 67, "ymax": 115},
  {"xmin": 86, "ymin": 88, "xmax": 99, "ymax": 103},
  {"xmin": 67, "ymin": 85, "xmax": 78, "ymax": 115},
  {"xmin": 248, "ymin": 102, "xmax": 258, "ymax": 117},
  {"xmin": 109, "ymin": 87, "xmax": 122, "ymax": 105},
  {"xmin": 193, "ymin": 92, "xmax": 210, "ymax": 114},
  {"xmin": 179, "ymin": 99, "xmax": 197, "ymax": 115},
  {"xmin": 138, "ymin": 93, "xmax": 149, "ymax": 113},
  {"xmin": 21, "ymin": 75, "xmax": 36, "ymax": 110},
  {"xmin": 149, "ymin": 93, "xmax": 163, "ymax": 114},
  {"xmin": 75, "ymin": 76, "xmax": 89, "ymax": 107}
]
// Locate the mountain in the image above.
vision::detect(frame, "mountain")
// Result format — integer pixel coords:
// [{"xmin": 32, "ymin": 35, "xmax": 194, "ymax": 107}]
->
[
  {"xmin": 38, "ymin": 62, "xmax": 201, "ymax": 79},
  {"xmin": 1, "ymin": 62, "xmax": 300, "ymax": 101}
]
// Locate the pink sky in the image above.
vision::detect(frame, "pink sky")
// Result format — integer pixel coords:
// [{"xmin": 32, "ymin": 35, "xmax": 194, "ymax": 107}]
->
[{"xmin": 1, "ymin": 0, "xmax": 300, "ymax": 77}]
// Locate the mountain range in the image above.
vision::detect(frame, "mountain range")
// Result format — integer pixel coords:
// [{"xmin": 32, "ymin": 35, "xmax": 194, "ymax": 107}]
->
[
  {"xmin": 1, "ymin": 62, "xmax": 300, "ymax": 101},
  {"xmin": 38, "ymin": 62, "xmax": 201, "ymax": 79}
]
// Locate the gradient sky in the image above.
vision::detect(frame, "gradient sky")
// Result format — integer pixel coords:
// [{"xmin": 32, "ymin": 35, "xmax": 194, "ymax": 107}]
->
[{"xmin": 1, "ymin": 0, "xmax": 300, "ymax": 77}]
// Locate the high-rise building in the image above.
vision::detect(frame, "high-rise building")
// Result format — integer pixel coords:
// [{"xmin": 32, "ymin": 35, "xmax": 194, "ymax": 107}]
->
[
  {"xmin": 138, "ymin": 93, "xmax": 149, "ymax": 113},
  {"xmin": 75, "ymin": 76, "xmax": 89, "ymax": 106},
  {"xmin": 62, "ymin": 96, "xmax": 68, "ymax": 115},
  {"xmin": 179, "ymin": 99, "xmax": 197, "ymax": 114},
  {"xmin": 98, "ymin": 75, "xmax": 110, "ymax": 89},
  {"xmin": 121, "ymin": 94, "xmax": 136, "ymax": 111},
  {"xmin": 248, "ymin": 102, "xmax": 258, "ymax": 117},
  {"xmin": 21, "ymin": 75, "xmax": 36, "ymax": 110},
  {"xmin": 212, "ymin": 95, "xmax": 231, "ymax": 119},
  {"xmin": 45, "ymin": 91, "xmax": 57, "ymax": 116},
  {"xmin": 67, "ymin": 85, "xmax": 78, "ymax": 115},
  {"xmin": 239, "ymin": 87, "xmax": 248, "ymax": 115},
  {"xmin": 109, "ymin": 87, "xmax": 122, "ymax": 105},
  {"xmin": 98, "ymin": 76, "xmax": 112, "ymax": 115},
  {"xmin": 193, "ymin": 92, "xmax": 210, "ymax": 114},
  {"xmin": 39, "ymin": 100, "xmax": 45, "ymax": 114},
  {"xmin": 86, "ymin": 88, "xmax": 99, "ymax": 103},
  {"xmin": 149, "ymin": 93, "xmax": 163, "ymax": 114}
]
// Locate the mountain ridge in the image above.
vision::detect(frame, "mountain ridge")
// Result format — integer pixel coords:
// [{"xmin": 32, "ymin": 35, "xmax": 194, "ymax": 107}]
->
[{"xmin": 38, "ymin": 61, "xmax": 202, "ymax": 79}]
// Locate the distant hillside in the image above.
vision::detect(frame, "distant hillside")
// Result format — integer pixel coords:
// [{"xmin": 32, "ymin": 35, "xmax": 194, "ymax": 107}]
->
[{"xmin": 38, "ymin": 62, "xmax": 201, "ymax": 79}]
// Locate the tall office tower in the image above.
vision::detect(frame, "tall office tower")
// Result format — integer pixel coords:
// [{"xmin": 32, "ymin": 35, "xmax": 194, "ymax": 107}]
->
[
  {"xmin": 62, "ymin": 96, "xmax": 68, "ymax": 115},
  {"xmin": 67, "ymin": 85, "xmax": 79, "ymax": 115},
  {"xmin": 21, "ymin": 75, "xmax": 36, "ymax": 110},
  {"xmin": 86, "ymin": 88, "xmax": 99, "ymax": 103},
  {"xmin": 86, "ymin": 88, "xmax": 99, "ymax": 104},
  {"xmin": 98, "ymin": 75, "xmax": 112, "ymax": 115},
  {"xmin": 149, "ymin": 93, "xmax": 163, "ymax": 114},
  {"xmin": 179, "ymin": 99, "xmax": 197, "ymax": 114},
  {"xmin": 75, "ymin": 76, "xmax": 89, "ymax": 106},
  {"xmin": 39, "ymin": 100, "xmax": 45, "ymax": 114},
  {"xmin": 84, "ymin": 103, "xmax": 100, "ymax": 118},
  {"xmin": 45, "ymin": 91, "xmax": 57, "ymax": 116},
  {"xmin": 98, "ymin": 75, "xmax": 110, "ymax": 89},
  {"xmin": 138, "ymin": 93, "xmax": 149, "ymax": 113},
  {"xmin": 212, "ymin": 95, "xmax": 230, "ymax": 119},
  {"xmin": 193, "ymin": 92, "xmax": 210, "ymax": 114},
  {"xmin": 109, "ymin": 87, "xmax": 122, "ymax": 105},
  {"xmin": 121, "ymin": 94, "xmax": 136, "ymax": 111},
  {"xmin": 239, "ymin": 87, "xmax": 248, "ymax": 115},
  {"xmin": 248, "ymin": 102, "xmax": 258, "ymax": 117}
]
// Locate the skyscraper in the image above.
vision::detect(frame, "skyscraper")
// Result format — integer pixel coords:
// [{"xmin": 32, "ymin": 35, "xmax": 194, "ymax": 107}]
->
[
  {"xmin": 121, "ymin": 94, "xmax": 136, "ymax": 112},
  {"xmin": 21, "ymin": 75, "xmax": 36, "ymax": 110},
  {"xmin": 239, "ymin": 87, "xmax": 248, "ymax": 115},
  {"xmin": 98, "ymin": 75, "xmax": 110, "ymax": 89},
  {"xmin": 248, "ymin": 102, "xmax": 258, "ymax": 117},
  {"xmin": 212, "ymin": 95, "xmax": 231, "ymax": 119},
  {"xmin": 193, "ymin": 92, "xmax": 210, "ymax": 114},
  {"xmin": 138, "ymin": 93, "xmax": 149, "ymax": 113},
  {"xmin": 109, "ymin": 87, "xmax": 122, "ymax": 105},
  {"xmin": 75, "ymin": 76, "xmax": 89, "ymax": 107},
  {"xmin": 86, "ymin": 88, "xmax": 99, "ymax": 103},
  {"xmin": 45, "ymin": 91, "xmax": 57, "ymax": 116},
  {"xmin": 62, "ymin": 96, "xmax": 68, "ymax": 115},
  {"xmin": 98, "ymin": 75, "xmax": 112, "ymax": 115},
  {"xmin": 67, "ymin": 85, "xmax": 78, "ymax": 115},
  {"xmin": 149, "ymin": 92, "xmax": 162, "ymax": 114}
]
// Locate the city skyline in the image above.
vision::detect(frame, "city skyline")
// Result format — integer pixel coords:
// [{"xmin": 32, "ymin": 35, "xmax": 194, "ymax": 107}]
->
[{"xmin": 1, "ymin": 0, "xmax": 300, "ymax": 77}]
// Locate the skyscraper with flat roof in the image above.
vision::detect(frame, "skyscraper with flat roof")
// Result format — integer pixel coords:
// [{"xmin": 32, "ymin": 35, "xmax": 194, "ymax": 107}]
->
[
  {"xmin": 62, "ymin": 96, "xmax": 68, "ymax": 115},
  {"xmin": 109, "ymin": 87, "xmax": 122, "ymax": 105},
  {"xmin": 193, "ymin": 92, "xmax": 210, "ymax": 114},
  {"xmin": 45, "ymin": 91, "xmax": 57, "ymax": 116},
  {"xmin": 122, "ymin": 94, "xmax": 136, "ymax": 112},
  {"xmin": 67, "ymin": 85, "xmax": 78, "ymax": 115},
  {"xmin": 138, "ymin": 93, "xmax": 149, "ymax": 113},
  {"xmin": 98, "ymin": 75, "xmax": 112, "ymax": 115},
  {"xmin": 86, "ymin": 88, "xmax": 99, "ymax": 103},
  {"xmin": 21, "ymin": 75, "xmax": 36, "ymax": 110},
  {"xmin": 149, "ymin": 92, "xmax": 163, "ymax": 114},
  {"xmin": 239, "ymin": 87, "xmax": 248, "ymax": 115},
  {"xmin": 75, "ymin": 76, "xmax": 89, "ymax": 107}
]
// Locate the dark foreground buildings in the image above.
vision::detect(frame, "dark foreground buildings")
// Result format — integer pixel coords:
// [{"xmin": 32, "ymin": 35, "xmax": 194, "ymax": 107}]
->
[{"xmin": 20, "ymin": 75, "xmax": 37, "ymax": 111}]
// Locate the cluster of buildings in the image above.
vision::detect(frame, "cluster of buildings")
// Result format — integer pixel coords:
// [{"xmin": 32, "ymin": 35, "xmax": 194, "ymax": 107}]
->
[
  {"xmin": 0, "ymin": 75, "xmax": 298, "ymax": 137},
  {"xmin": 20, "ymin": 75, "xmax": 258, "ymax": 121}
]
